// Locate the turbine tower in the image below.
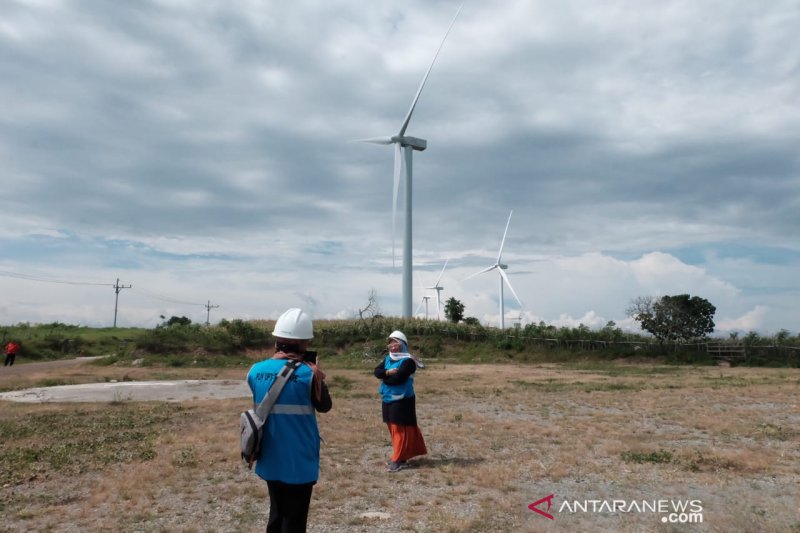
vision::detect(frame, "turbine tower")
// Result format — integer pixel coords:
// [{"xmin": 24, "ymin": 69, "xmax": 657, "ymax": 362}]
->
[
  {"xmin": 359, "ymin": 6, "xmax": 461, "ymax": 318},
  {"xmin": 423, "ymin": 259, "xmax": 448, "ymax": 320},
  {"xmin": 464, "ymin": 210, "xmax": 523, "ymax": 329}
]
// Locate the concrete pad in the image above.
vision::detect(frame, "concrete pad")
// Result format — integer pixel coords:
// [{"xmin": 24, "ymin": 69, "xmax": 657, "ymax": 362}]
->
[{"xmin": 0, "ymin": 379, "xmax": 251, "ymax": 403}]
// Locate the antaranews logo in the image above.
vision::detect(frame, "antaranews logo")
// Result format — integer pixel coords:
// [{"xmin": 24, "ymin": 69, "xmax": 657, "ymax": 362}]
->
[
  {"xmin": 528, "ymin": 494, "xmax": 704, "ymax": 524},
  {"xmin": 528, "ymin": 494, "xmax": 555, "ymax": 520}
]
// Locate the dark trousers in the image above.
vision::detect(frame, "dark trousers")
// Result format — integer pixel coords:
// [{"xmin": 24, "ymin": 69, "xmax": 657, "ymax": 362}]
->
[
  {"xmin": 266, "ymin": 480, "xmax": 314, "ymax": 533},
  {"xmin": 3, "ymin": 354, "xmax": 14, "ymax": 366}
]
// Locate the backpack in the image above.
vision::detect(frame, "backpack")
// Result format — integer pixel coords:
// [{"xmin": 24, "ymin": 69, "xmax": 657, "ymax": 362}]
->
[{"xmin": 240, "ymin": 360, "xmax": 300, "ymax": 468}]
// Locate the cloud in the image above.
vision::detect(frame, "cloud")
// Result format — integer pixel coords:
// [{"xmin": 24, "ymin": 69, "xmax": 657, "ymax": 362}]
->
[
  {"xmin": 716, "ymin": 306, "xmax": 769, "ymax": 333},
  {"xmin": 1, "ymin": 1, "xmax": 798, "ymax": 334}
]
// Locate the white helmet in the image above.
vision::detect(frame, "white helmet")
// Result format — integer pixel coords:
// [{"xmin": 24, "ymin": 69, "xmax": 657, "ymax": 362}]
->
[
  {"xmin": 387, "ymin": 330, "xmax": 407, "ymax": 344},
  {"xmin": 272, "ymin": 308, "xmax": 313, "ymax": 340}
]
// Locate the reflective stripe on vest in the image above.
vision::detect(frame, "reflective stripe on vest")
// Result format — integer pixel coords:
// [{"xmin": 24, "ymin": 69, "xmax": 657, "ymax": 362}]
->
[{"xmin": 271, "ymin": 404, "xmax": 315, "ymax": 415}]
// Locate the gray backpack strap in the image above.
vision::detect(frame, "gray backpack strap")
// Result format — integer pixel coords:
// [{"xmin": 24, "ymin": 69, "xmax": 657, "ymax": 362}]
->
[{"xmin": 254, "ymin": 360, "xmax": 300, "ymax": 421}]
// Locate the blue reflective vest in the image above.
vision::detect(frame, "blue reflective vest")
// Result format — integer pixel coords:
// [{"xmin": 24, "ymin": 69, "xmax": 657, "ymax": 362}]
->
[
  {"xmin": 379, "ymin": 356, "xmax": 415, "ymax": 404},
  {"xmin": 247, "ymin": 359, "xmax": 320, "ymax": 484}
]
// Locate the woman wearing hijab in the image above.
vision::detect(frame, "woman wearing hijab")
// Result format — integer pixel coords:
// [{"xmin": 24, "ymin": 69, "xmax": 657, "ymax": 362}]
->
[{"xmin": 373, "ymin": 330, "xmax": 427, "ymax": 472}]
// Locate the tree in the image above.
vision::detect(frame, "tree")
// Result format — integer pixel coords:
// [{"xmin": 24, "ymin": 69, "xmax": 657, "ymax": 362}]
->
[
  {"xmin": 357, "ymin": 289, "xmax": 382, "ymax": 322},
  {"xmin": 627, "ymin": 294, "xmax": 716, "ymax": 342},
  {"xmin": 599, "ymin": 320, "xmax": 624, "ymax": 342},
  {"xmin": 159, "ymin": 315, "xmax": 192, "ymax": 327},
  {"xmin": 775, "ymin": 329, "xmax": 791, "ymax": 345},
  {"xmin": 444, "ymin": 297, "xmax": 465, "ymax": 323}
]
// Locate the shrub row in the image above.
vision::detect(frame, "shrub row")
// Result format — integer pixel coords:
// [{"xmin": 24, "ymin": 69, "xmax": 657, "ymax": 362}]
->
[{"xmin": 2, "ymin": 319, "xmax": 799, "ymax": 366}]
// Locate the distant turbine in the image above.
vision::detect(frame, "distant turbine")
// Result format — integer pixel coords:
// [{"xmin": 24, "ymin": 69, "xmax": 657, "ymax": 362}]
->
[
  {"xmin": 464, "ymin": 210, "xmax": 523, "ymax": 329},
  {"xmin": 423, "ymin": 259, "xmax": 448, "ymax": 321},
  {"xmin": 358, "ymin": 6, "xmax": 461, "ymax": 318},
  {"xmin": 415, "ymin": 295, "xmax": 432, "ymax": 320}
]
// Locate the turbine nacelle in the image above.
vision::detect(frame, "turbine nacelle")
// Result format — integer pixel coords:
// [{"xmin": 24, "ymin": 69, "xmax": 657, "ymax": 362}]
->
[
  {"xmin": 398, "ymin": 136, "xmax": 427, "ymax": 151},
  {"xmin": 499, "ymin": 264, "xmax": 508, "ymax": 270},
  {"xmin": 358, "ymin": 135, "xmax": 427, "ymax": 150}
]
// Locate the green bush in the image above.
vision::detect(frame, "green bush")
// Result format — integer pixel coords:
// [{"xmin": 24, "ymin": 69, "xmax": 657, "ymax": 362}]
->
[
  {"xmin": 0, "ymin": 324, "xmax": 146, "ymax": 361},
  {"xmin": 219, "ymin": 319, "xmax": 270, "ymax": 348},
  {"xmin": 621, "ymin": 449, "xmax": 674, "ymax": 464}
]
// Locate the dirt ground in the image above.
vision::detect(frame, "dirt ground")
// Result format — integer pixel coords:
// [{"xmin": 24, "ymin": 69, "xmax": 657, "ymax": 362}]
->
[{"xmin": 1, "ymin": 359, "xmax": 799, "ymax": 532}]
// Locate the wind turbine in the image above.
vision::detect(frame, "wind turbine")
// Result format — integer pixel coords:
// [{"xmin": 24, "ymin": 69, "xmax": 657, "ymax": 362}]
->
[
  {"xmin": 358, "ymin": 6, "xmax": 461, "ymax": 318},
  {"xmin": 415, "ymin": 295, "xmax": 431, "ymax": 320},
  {"xmin": 464, "ymin": 210, "xmax": 523, "ymax": 329},
  {"xmin": 423, "ymin": 259, "xmax": 448, "ymax": 320}
]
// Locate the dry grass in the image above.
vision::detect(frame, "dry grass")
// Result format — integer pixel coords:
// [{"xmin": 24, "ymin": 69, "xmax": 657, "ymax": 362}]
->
[{"xmin": 1, "ymin": 361, "xmax": 799, "ymax": 532}]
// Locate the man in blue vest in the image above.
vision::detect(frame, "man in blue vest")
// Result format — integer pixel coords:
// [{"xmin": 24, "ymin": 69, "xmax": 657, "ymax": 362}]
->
[{"xmin": 247, "ymin": 308, "xmax": 332, "ymax": 532}]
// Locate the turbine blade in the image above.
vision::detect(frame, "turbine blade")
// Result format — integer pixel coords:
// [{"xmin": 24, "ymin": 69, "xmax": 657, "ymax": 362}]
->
[
  {"xmin": 497, "ymin": 209, "xmax": 513, "ymax": 263},
  {"xmin": 462, "ymin": 264, "xmax": 496, "ymax": 282},
  {"xmin": 499, "ymin": 268, "xmax": 523, "ymax": 307},
  {"xmin": 392, "ymin": 143, "xmax": 403, "ymax": 266},
  {"xmin": 433, "ymin": 258, "xmax": 449, "ymax": 286},
  {"xmin": 397, "ymin": 5, "xmax": 462, "ymax": 137},
  {"xmin": 354, "ymin": 136, "xmax": 394, "ymax": 145}
]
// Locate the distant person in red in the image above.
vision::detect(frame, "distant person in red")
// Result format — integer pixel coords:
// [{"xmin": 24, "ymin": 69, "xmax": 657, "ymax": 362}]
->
[{"xmin": 4, "ymin": 340, "xmax": 21, "ymax": 366}]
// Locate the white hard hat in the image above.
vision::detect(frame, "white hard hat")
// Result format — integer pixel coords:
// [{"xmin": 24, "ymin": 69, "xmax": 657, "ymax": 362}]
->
[
  {"xmin": 272, "ymin": 308, "xmax": 313, "ymax": 340},
  {"xmin": 387, "ymin": 330, "xmax": 407, "ymax": 344}
]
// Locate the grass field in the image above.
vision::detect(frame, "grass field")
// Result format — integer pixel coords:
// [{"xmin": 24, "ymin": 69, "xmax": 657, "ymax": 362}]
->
[{"xmin": 1, "ymin": 357, "xmax": 799, "ymax": 532}]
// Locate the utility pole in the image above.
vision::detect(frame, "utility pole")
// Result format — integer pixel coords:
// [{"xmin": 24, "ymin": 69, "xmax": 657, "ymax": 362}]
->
[
  {"xmin": 204, "ymin": 300, "xmax": 220, "ymax": 326},
  {"xmin": 112, "ymin": 278, "xmax": 132, "ymax": 328}
]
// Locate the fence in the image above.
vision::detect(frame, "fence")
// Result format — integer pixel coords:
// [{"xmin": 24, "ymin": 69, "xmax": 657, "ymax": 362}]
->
[{"xmin": 706, "ymin": 343, "xmax": 746, "ymax": 360}]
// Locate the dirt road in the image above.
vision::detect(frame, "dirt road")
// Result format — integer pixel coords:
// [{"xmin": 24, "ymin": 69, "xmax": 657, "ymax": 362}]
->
[
  {"xmin": 0, "ymin": 356, "xmax": 106, "ymax": 376},
  {"xmin": 0, "ymin": 356, "xmax": 250, "ymax": 402}
]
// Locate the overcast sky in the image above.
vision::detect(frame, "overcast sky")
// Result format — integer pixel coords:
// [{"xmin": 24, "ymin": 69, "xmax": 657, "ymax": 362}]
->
[{"xmin": 1, "ymin": 0, "xmax": 798, "ymax": 335}]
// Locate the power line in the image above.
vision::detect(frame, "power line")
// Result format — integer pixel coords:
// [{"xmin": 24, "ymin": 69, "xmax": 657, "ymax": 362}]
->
[
  {"xmin": 0, "ymin": 269, "xmax": 203, "ymax": 306},
  {"xmin": 0, "ymin": 270, "xmax": 112, "ymax": 287},
  {"xmin": 133, "ymin": 287, "xmax": 206, "ymax": 307},
  {"xmin": 2, "ymin": 269, "xmax": 220, "ymax": 323}
]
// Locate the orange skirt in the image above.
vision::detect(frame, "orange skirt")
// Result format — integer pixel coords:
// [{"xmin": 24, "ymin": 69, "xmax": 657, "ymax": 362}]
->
[{"xmin": 387, "ymin": 423, "xmax": 427, "ymax": 462}]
